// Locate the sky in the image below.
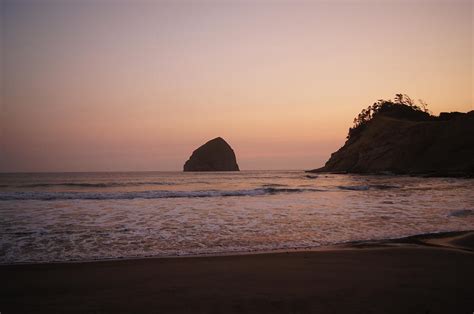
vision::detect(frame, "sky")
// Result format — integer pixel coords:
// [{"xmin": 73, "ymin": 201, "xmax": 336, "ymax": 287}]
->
[{"xmin": 1, "ymin": 0, "xmax": 472, "ymax": 172}]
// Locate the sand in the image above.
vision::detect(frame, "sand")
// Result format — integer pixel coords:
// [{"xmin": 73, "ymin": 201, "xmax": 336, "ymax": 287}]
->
[{"xmin": 1, "ymin": 231, "xmax": 473, "ymax": 314}]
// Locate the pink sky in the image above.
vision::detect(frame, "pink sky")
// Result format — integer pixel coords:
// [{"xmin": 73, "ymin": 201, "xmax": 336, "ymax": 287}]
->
[{"xmin": 1, "ymin": 0, "xmax": 472, "ymax": 171}]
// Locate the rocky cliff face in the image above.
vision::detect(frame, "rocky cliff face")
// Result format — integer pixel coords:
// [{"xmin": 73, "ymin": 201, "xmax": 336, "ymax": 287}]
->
[
  {"xmin": 183, "ymin": 137, "xmax": 240, "ymax": 172},
  {"xmin": 310, "ymin": 107, "xmax": 474, "ymax": 177}
]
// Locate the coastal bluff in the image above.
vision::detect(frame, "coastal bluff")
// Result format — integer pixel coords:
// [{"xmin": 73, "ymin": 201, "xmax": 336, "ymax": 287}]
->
[
  {"xmin": 183, "ymin": 137, "xmax": 240, "ymax": 172},
  {"xmin": 309, "ymin": 101, "xmax": 474, "ymax": 177}
]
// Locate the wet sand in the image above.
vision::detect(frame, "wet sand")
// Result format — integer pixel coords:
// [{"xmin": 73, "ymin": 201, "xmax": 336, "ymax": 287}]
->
[{"xmin": 1, "ymin": 231, "xmax": 473, "ymax": 313}]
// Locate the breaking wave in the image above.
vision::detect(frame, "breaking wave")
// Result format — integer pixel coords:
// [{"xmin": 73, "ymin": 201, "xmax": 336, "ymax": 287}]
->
[{"xmin": 0, "ymin": 187, "xmax": 320, "ymax": 201}]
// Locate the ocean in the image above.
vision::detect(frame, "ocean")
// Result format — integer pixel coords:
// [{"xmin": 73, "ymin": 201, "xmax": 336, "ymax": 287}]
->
[{"xmin": 0, "ymin": 171, "xmax": 473, "ymax": 264}]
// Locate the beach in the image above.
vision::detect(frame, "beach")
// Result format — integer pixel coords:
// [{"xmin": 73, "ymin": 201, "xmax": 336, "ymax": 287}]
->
[{"xmin": 2, "ymin": 231, "xmax": 473, "ymax": 313}]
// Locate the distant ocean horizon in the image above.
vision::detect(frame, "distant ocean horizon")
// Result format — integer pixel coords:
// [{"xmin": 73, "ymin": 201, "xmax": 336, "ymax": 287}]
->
[
  {"xmin": 1, "ymin": 171, "xmax": 473, "ymax": 264},
  {"xmin": 0, "ymin": 169, "xmax": 308, "ymax": 174}
]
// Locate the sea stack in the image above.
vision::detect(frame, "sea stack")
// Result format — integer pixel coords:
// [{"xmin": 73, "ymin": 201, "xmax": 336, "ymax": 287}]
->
[{"xmin": 183, "ymin": 137, "xmax": 240, "ymax": 171}]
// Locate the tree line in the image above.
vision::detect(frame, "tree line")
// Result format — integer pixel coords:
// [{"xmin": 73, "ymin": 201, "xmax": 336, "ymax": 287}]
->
[{"xmin": 347, "ymin": 94, "xmax": 429, "ymax": 139}]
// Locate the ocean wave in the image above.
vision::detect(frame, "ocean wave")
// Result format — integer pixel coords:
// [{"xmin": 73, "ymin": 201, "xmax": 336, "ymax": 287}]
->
[
  {"xmin": 448, "ymin": 209, "xmax": 474, "ymax": 218},
  {"xmin": 15, "ymin": 181, "xmax": 176, "ymax": 188},
  {"xmin": 338, "ymin": 184, "xmax": 400, "ymax": 191},
  {"xmin": 0, "ymin": 187, "xmax": 320, "ymax": 201},
  {"xmin": 0, "ymin": 227, "xmax": 133, "ymax": 236},
  {"xmin": 370, "ymin": 184, "xmax": 401, "ymax": 190},
  {"xmin": 338, "ymin": 185, "xmax": 370, "ymax": 191}
]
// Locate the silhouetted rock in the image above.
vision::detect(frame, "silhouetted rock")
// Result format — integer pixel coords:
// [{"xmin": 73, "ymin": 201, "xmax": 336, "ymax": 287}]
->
[
  {"xmin": 184, "ymin": 137, "xmax": 239, "ymax": 171},
  {"xmin": 309, "ymin": 106, "xmax": 474, "ymax": 177}
]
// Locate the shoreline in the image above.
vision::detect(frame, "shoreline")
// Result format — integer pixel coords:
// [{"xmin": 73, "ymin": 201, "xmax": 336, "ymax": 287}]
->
[
  {"xmin": 2, "ymin": 230, "xmax": 473, "ymax": 313},
  {"xmin": 306, "ymin": 169, "xmax": 474, "ymax": 178},
  {"xmin": 2, "ymin": 229, "xmax": 473, "ymax": 266}
]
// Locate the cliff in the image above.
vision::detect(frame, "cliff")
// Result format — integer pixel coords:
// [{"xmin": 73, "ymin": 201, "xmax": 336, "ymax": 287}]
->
[
  {"xmin": 309, "ymin": 105, "xmax": 474, "ymax": 177},
  {"xmin": 183, "ymin": 137, "xmax": 240, "ymax": 172}
]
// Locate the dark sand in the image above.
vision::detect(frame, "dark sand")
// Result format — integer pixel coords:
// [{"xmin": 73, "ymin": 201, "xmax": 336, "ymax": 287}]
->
[{"xmin": 1, "ymin": 231, "xmax": 473, "ymax": 314}]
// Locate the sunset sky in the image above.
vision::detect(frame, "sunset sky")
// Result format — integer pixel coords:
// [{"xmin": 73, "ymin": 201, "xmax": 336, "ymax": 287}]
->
[{"xmin": 1, "ymin": 0, "xmax": 472, "ymax": 172}]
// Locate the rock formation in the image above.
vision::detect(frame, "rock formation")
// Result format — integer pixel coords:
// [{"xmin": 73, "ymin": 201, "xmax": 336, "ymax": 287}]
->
[
  {"xmin": 309, "ymin": 103, "xmax": 474, "ymax": 177},
  {"xmin": 183, "ymin": 137, "xmax": 240, "ymax": 171}
]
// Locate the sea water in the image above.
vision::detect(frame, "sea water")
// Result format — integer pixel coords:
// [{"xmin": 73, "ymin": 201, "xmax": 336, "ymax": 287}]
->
[{"xmin": 1, "ymin": 171, "xmax": 473, "ymax": 264}]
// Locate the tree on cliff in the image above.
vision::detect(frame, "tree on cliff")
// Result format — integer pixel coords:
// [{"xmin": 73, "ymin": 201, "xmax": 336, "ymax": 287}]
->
[{"xmin": 347, "ymin": 94, "xmax": 429, "ymax": 139}]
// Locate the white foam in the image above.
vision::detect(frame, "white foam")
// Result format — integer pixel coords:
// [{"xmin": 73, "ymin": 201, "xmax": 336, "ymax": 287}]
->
[{"xmin": 1, "ymin": 172, "xmax": 473, "ymax": 264}]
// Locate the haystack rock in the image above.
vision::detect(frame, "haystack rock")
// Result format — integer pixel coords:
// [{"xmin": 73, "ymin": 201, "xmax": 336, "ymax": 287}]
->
[{"xmin": 183, "ymin": 137, "xmax": 240, "ymax": 171}]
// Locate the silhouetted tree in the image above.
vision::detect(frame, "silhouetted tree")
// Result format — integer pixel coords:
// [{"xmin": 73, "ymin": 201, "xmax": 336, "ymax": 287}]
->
[
  {"xmin": 347, "ymin": 94, "xmax": 429, "ymax": 139},
  {"xmin": 418, "ymin": 99, "xmax": 430, "ymax": 114}
]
